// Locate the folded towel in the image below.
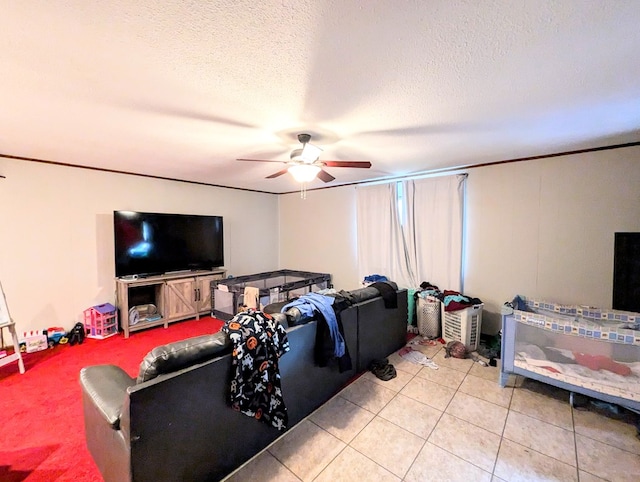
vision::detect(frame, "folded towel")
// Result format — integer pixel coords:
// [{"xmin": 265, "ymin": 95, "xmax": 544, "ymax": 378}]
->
[{"xmin": 243, "ymin": 286, "xmax": 260, "ymax": 309}]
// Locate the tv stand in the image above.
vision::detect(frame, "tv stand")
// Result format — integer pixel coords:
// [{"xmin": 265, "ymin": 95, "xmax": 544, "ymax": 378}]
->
[{"xmin": 115, "ymin": 269, "xmax": 226, "ymax": 338}]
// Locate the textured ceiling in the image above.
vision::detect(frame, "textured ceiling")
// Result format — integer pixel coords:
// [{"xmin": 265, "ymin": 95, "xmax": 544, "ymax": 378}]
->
[{"xmin": 1, "ymin": 0, "xmax": 639, "ymax": 193}]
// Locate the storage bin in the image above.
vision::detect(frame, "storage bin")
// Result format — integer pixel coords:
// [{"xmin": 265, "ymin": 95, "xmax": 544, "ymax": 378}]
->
[
  {"xmin": 417, "ymin": 296, "xmax": 441, "ymax": 338},
  {"xmin": 441, "ymin": 303, "xmax": 484, "ymax": 350}
]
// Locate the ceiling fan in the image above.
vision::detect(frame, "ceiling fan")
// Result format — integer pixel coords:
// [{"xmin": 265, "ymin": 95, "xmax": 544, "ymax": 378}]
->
[{"xmin": 236, "ymin": 133, "xmax": 371, "ymax": 183}]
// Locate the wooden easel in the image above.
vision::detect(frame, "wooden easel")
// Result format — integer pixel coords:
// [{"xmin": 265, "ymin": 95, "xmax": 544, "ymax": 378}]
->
[{"xmin": 0, "ymin": 281, "xmax": 25, "ymax": 374}]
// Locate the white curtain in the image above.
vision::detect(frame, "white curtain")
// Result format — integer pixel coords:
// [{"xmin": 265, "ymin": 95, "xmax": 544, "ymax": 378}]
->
[
  {"xmin": 356, "ymin": 174, "xmax": 466, "ymax": 290},
  {"xmin": 356, "ymin": 183, "xmax": 415, "ymax": 287},
  {"xmin": 405, "ymin": 174, "xmax": 466, "ymax": 291}
]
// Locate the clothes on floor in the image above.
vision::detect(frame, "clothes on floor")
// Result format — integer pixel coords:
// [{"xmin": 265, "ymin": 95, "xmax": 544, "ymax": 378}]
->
[
  {"xmin": 398, "ymin": 345, "xmax": 439, "ymax": 369},
  {"xmin": 222, "ymin": 310, "xmax": 290, "ymax": 430},
  {"xmin": 369, "ymin": 358, "xmax": 397, "ymax": 381},
  {"xmin": 408, "ymin": 335, "xmax": 443, "ymax": 347},
  {"xmin": 444, "ymin": 340, "xmax": 468, "ymax": 359}
]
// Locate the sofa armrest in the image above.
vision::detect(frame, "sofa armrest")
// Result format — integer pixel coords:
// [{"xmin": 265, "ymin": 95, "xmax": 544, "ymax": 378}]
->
[
  {"xmin": 80, "ymin": 365, "xmax": 136, "ymax": 429},
  {"xmin": 356, "ymin": 288, "xmax": 408, "ymax": 372}
]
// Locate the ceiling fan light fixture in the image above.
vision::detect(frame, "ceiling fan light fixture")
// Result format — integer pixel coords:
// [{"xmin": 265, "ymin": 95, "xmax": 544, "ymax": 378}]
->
[{"xmin": 288, "ymin": 164, "xmax": 321, "ymax": 183}]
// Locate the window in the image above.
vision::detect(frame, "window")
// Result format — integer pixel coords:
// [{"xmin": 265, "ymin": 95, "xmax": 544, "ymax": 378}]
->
[{"xmin": 357, "ymin": 174, "xmax": 466, "ymax": 290}]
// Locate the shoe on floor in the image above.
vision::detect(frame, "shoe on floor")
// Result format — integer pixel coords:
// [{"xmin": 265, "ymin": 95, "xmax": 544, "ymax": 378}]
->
[{"xmin": 369, "ymin": 360, "xmax": 397, "ymax": 381}]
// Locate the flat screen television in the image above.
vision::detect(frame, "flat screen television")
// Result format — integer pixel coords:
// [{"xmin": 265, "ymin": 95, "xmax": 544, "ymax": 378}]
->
[
  {"xmin": 114, "ymin": 211, "xmax": 224, "ymax": 278},
  {"xmin": 613, "ymin": 232, "xmax": 640, "ymax": 312}
]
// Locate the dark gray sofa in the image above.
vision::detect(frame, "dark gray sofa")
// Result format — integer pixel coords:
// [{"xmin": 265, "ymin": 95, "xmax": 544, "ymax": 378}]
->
[{"xmin": 80, "ymin": 284, "xmax": 407, "ymax": 482}]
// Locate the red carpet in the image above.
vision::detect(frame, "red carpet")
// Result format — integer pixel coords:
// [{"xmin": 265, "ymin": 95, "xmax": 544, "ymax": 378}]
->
[{"xmin": 0, "ymin": 317, "xmax": 224, "ymax": 482}]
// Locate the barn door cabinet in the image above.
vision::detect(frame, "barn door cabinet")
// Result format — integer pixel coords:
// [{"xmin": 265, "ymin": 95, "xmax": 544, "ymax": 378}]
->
[{"xmin": 116, "ymin": 270, "xmax": 226, "ymax": 338}]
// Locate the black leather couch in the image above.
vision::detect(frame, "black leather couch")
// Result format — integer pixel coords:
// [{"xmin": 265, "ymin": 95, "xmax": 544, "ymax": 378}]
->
[{"xmin": 80, "ymin": 283, "xmax": 407, "ymax": 482}]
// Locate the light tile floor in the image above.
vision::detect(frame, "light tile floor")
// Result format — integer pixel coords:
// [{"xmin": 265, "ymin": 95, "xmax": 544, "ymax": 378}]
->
[{"xmin": 223, "ymin": 343, "xmax": 640, "ymax": 482}]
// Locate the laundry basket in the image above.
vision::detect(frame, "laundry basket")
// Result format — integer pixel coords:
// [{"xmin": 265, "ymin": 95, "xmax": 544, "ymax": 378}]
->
[
  {"xmin": 441, "ymin": 303, "xmax": 484, "ymax": 350},
  {"xmin": 417, "ymin": 296, "xmax": 441, "ymax": 338}
]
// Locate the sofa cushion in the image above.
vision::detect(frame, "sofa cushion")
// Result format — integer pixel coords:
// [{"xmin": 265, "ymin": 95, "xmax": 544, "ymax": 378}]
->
[{"xmin": 137, "ymin": 332, "xmax": 231, "ymax": 383}]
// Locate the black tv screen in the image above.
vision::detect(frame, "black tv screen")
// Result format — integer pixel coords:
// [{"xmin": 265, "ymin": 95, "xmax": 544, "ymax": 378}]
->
[
  {"xmin": 114, "ymin": 211, "xmax": 224, "ymax": 278},
  {"xmin": 613, "ymin": 232, "xmax": 640, "ymax": 313}
]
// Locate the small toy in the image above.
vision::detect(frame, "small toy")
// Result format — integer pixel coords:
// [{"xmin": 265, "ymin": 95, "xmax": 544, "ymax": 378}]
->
[
  {"xmin": 18, "ymin": 330, "xmax": 49, "ymax": 353},
  {"xmin": 47, "ymin": 326, "xmax": 67, "ymax": 347},
  {"xmin": 67, "ymin": 322, "xmax": 86, "ymax": 346}
]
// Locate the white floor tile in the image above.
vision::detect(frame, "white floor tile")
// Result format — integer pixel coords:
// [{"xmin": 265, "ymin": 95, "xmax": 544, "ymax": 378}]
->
[
  {"xmin": 573, "ymin": 407, "xmax": 640, "ymax": 455},
  {"xmin": 405, "ymin": 442, "xmax": 492, "ymax": 482},
  {"xmin": 429, "ymin": 413, "xmax": 501, "ymax": 472},
  {"xmin": 400, "ymin": 376, "xmax": 456, "ymax": 411},
  {"xmin": 268, "ymin": 419, "xmax": 345, "ymax": 481},
  {"xmin": 338, "ymin": 377, "xmax": 397, "ymax": 413},
  {"xmin": 509, "ymin": 386, "xmax": 573, "ymax": 430},
  {"xmin": 314, "ymin": 446, "xmax": 400, "ymax": 482},
  {"xmin": 308, "ymin": 395, "xmax": 375, "ymax": 443},
  {"xmin": 445, "ymin": 391, "xmax": 508, "ymax": 435},
  {"xmin": 378, "ymin": 393, "xmax": 443, "ymax": 439},
  {"xmin": 458, "ymin": 373, "xmax": 513, "ymax": 408},
  {"xmin": 223, "ymin": 451, "xmax": 299, "ymax": 482},
  {"xmin": 415, "ymin": 364, "xmax": 467, "ymax": 390},
  {"xmin": 502, "ymin": 411, "xmax": 576, "ymax": 466},
  {"xmin": 221, "ymin": 355, "xmax": 640, "ymax": 481},
  {"xmin": 494, "ymin": 438, "xmax": 578, "ymax": 482},
  {"xmin": 350, "ymin": 416, "xmax": 424, "ymax": 478},
  {"xmin": 576, "ymin": 433, "xmax": 640, "ymax": 482}
]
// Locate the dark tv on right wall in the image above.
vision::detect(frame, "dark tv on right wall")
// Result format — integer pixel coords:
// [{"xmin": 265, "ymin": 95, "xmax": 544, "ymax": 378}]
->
[{"xmin": 613, "ymin": 232, "xmax": 640, "ymax": 313}]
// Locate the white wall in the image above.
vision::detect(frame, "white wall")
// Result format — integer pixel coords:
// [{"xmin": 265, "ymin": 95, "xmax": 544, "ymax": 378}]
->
[
  {"xmin": 278, "ymin": 145, "xmax": 640, "ymax": 335},
  {"xmin": 0, "ymin": 157, "xmax": 279, "ymax": 333},
  {"xmin": 4, "ymin": 145, "xmax": 639, "ymax": 336},
  {"xmin": 465, "ymin": 145, "xmax": 640, "ymax": 333},
  {"xmin": 278, "ymin": 186, "xmax": 361, "ymax": 290}
]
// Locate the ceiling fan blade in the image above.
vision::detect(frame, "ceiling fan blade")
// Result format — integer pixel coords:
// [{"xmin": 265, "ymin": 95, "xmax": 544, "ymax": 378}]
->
[
  {"xmin": 317, "ymin": 169, "xmax": 336, "ymax": 183},
  {"xmin": 266, "ymin": 168, "xmax": 290, "ymax": 179},
  {"xmin": 301, "ymin": 142, "xmax": 323, "ymax": 162},
  {"xmin": 323, "ymin": 161, "xmax": 372, "ymax": 169},
  {"xmin": 236, "ymin": 158, "xmax": 285, "ymax": 163}
]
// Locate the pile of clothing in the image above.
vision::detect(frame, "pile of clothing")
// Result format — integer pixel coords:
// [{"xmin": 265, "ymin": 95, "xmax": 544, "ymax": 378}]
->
[{"xmin": 414, "ymin": 281, "xmax": 483, "ymax": 312}]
